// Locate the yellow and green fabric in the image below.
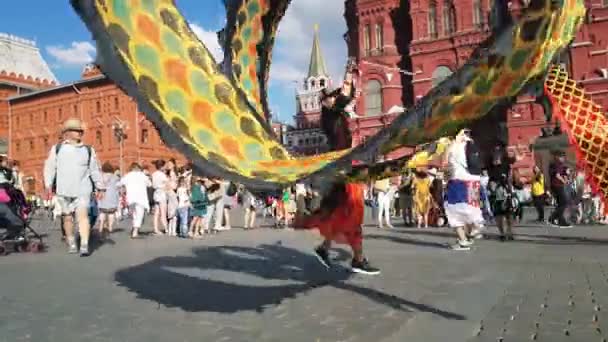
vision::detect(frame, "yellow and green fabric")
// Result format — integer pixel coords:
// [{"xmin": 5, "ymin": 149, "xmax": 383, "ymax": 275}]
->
[
  {"xmin": 70, "ymin": 0, "xmax": 585, "ymax": 190},
  {"xmin": 220, "ymin": 0, "xmax": 289, "ymax": 122}
]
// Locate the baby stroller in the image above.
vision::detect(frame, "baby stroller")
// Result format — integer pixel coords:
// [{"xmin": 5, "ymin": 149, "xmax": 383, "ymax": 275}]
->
[{"xmin": 0, "ymin": 185, "xmax": 44, "ymax": 255}]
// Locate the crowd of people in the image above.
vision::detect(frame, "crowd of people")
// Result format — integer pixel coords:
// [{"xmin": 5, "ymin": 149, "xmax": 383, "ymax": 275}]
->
[
  {"xmin": 1, "ymin": 116, "xmax": 607, "ymax": 260},
  {"xmin": 359, "ymin": 142, "xmax": 608, "ymax": 242}
]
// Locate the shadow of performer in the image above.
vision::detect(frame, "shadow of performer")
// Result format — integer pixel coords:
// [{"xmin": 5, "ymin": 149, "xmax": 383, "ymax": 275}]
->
[{"xmin": 114, "ymin": 243, "xmax": 465, "ymax": 319}]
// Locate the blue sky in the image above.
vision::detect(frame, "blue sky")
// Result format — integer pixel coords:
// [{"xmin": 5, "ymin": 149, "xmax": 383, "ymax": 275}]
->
[{"xmin": 0, "ymin": 1, "xmax": 347, "ymax": 124}]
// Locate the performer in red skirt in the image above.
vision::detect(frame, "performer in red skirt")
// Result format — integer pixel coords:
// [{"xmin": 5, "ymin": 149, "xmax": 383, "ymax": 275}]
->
[{"xmin": 296, "ymin": 166, "xmax": 380, "ymax": 275}]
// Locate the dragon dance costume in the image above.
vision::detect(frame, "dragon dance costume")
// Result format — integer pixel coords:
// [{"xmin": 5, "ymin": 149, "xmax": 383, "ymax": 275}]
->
[{"xmin": 71, "ymin": 0, "xmax": 607, "ymax": 258}]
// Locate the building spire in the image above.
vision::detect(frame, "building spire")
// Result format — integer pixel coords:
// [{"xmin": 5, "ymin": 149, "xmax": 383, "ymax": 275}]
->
[{"xmin": 307, "ymin": 24, "xmax": 328, "ymax": 78}]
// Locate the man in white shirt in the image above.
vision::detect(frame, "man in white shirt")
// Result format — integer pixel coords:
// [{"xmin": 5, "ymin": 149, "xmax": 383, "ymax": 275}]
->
[
  {"xmin": 120, "ymin": 163, "xmax": 152, "ymax": 238},
  {"xmin": 43, "ymin": 118, "xmax": 105, "ymax": 256},
  {"xmin": 444, "ymin": 129, "xmax": 484, "ymax": 251}
]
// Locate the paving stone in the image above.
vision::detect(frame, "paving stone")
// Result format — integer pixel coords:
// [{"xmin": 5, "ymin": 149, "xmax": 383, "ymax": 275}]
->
[{"xmin": 3, "ymin": 213, "xmax": 608, "ymax": 342}]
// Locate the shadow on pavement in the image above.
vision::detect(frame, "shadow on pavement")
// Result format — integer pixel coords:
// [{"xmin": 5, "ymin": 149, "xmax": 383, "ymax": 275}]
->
[
  {"xmin": 366, "ymin": 234, "xmax": 448, "ymax": 249},
  {"xmin": 389, "ymin": 227, "xmax": 608, "ymax": 246},
  {"xmin": 114, "ymin": 243, "xmax": 465, "ymax": 320}
]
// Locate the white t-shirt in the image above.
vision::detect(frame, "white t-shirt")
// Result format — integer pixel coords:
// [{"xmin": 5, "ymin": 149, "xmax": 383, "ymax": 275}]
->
[
  {"xmin": 447, "ymin": 141, "xmax": 480, "ymax": 182},
  {"xmin": 120, "ymin": 171, "xmax": 152, "ymax": 209},
  {"xmin": 177, "ymin": 187, "xmax": 190, "ymax": 208},
  {"xmin": 151, "ymin": 170, "xmax": 168, "ymax": 190},
  {"xmin": 295, "ymin": 183, "xmax": 306, "ymax": 196}
]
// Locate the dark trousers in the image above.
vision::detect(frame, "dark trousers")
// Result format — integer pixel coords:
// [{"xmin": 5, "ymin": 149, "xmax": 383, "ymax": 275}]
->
[
  {"xmin": 532, "ymin": 195, "xmax": 545, "ymax": 221},
  {"xmin": 0, "ymin": 203, "xmax": 24, "ymax": 238},
  {"xmin": 549, "ymin": 186, "xmax": 568, "ymax": 225}
]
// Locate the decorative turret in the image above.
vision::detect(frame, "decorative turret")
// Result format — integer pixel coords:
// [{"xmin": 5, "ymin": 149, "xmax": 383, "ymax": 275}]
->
[{"xmin": 0, "ymin": 33, "xmax": 58, "ymax": 88}]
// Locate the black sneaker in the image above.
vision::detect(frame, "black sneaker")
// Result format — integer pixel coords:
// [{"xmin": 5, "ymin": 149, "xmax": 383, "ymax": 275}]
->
[
  {"xmin": 314, "ymin": 246, "xmax": 331, "ymax": 269},
  {"xmin": 351, "ymin": 258, "xmax": 380, "ymax": 275}
]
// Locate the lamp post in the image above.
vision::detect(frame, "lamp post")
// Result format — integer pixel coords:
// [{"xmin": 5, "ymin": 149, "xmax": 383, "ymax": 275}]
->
[{"xmin": 112, "ymin": 121, "xmax": 128, "ymax": 175}]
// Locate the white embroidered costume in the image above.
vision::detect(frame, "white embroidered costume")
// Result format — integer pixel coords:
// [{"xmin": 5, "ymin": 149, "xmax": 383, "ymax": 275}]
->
[{"xmin": 444, "ymin": 131, "xmax": 484, "ymax": 228}]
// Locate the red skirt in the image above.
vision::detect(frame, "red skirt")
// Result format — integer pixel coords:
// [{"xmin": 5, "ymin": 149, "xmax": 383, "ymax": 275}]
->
[{"xmin": 296, "ymin": 183, "xmax": 364, "ymax": 248}]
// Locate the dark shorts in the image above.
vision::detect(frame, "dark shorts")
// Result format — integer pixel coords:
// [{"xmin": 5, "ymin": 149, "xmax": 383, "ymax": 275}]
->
[{"xmin": 99, "ymin": 208, "xmax": 117, "ymax": 214}]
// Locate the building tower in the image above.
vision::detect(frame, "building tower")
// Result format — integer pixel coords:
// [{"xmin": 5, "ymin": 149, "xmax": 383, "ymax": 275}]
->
[
  {"xmin": 0, "ymin": 33, "xmax": 57, "ymax": 154},
  {"xmin": 287, "ymin": 25, "xmax": 332, "ymax": 155}
]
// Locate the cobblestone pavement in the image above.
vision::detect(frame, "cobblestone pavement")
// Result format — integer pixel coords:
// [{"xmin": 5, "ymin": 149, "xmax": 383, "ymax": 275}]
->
[{"xmin": 2, "ymin": 209, "xmax": 608, "ymax": 342}]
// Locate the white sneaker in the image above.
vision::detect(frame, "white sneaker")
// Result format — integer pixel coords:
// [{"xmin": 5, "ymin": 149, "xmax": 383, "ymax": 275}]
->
[
  {"xmin": 450, "ymin": 243, "xmax": 471, "ymax": 251},
  {"xmin": 458, "ymin": 239, "xmax": 474, "ymax": 247},
  {"xmin": 470, "ymin": 229, "xmax": 484, "ymax": 240}
]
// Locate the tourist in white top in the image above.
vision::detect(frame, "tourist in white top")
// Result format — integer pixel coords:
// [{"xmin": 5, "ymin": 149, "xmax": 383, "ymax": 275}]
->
[
  {"xmin": 120, "ymin": 162, "xmax": 152, "ymax": 238},
  {"xmin": 176, "ymin": 177, "xmax": 190, "ymax": 238},
  {"xmin": 151, "ymin": 160, "xmax": 169, "ymax": 235},
  {"xmin": 165, "ymin": 159, "xmax": 179, "ymax": 236}
]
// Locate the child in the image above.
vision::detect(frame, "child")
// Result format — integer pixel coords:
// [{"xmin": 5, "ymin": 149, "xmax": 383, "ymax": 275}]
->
[
  {"xmin": 176, "ymin": 177, "xmax": 190, "ymax": 238},
  {"xmin": 190, "ymin": 177, "xmax": 208, "ymax": 238}
]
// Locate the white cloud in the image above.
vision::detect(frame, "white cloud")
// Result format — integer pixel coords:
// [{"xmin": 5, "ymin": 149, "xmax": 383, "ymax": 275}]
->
[
  {"xmin": 190, "ymin": 22, "xmax": 223, "ymax": 62},
  {"xmin": 46, "ymin": 41, "xmax": 96, "ymax": 67}
]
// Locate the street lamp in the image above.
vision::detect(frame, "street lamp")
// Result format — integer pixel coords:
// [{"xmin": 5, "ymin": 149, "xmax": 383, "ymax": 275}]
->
[{"xmin": 112, "ymin": 121, "xmax": 128, "ymax": 175}]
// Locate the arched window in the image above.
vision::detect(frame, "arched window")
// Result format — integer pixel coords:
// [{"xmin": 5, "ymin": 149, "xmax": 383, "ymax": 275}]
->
[
  {"xmin": 43, "ymin": 110, "xmax": 48, "ymax": 122},
  {"xmin": 319, "ymin": 79, "xmax": 326, "ymax": 87},
  {"xmin": 364, "ymin": 80, "xmax": 383, "ymax": 116},
  {"xmin": 96, "ymin": 130, "xmax": 103, "ymax": 146},
  {"xmin": 432, "ymin": 66, "xmax": 453, "ymax": 87},
  {"xmin": 363, "ymin": 24, "xmax": 371, "ymax": 56},
  {"xmin": 375, "ymin": 24, "xmax": 383, "ymax": 52},
  {"xmin": 473, "ymin": 0, "xmax": 483, "ymax": 28},
  {"xmin": 114, "ymin": 97, "xmax": 119, "ymax": 110},
  {"xmin": 443, "ymin": 0, "xmax": 457, "ymax": 35},
  {"xmin": 428, "ymin": 2, "xmax": 438, "ymax": 38},
  {"xmin": 96, "ymin": 101, "xmax": 101, "ymax": 113}
]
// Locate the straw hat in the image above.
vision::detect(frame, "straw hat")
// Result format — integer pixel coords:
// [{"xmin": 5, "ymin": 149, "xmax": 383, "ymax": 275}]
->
[{"xmin": 62, "ymin": 118, "xmax": 85, "ymax": 132}]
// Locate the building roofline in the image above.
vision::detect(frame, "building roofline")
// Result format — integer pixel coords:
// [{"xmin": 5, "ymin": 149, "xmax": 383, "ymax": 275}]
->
[
  {"xmin": 0, "ymin": 79, "xmax": 39, "ymax": 91},
  {"xmin": 8, "ymin": 75, "xmax": 107, "ymax": 102}
]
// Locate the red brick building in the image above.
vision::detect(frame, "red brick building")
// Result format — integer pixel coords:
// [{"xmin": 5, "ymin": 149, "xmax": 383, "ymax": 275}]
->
[
  {"xmin": 344, "ymin": 0, "xmax": 608, "ymax": 171},
  {"xmin": 8, "ymin": 65, "xmax": 185, "ymax": 194},
  {"xmin": 344, "ymin": 0, "xmax": 413, "ymax": 150}
]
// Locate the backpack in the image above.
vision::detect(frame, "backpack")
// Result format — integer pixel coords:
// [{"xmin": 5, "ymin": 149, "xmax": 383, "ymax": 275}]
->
[
  {"xmin": 52, "ymin": 143, "xmax": 94, "ymax": 192},
  {"xmin": 465, "ymin": 141, "xmax": 482, "ymax": 176},
  {"xmin": 226, "ymin": 182, "xmax": 237, "ymax": 196}
]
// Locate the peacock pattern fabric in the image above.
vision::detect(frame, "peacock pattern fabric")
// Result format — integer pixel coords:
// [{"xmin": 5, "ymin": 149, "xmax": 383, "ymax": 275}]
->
[
  {"xmin": 220, "ymin": 0, "xmax": 290, "ymax": 121},
  {"xmin": 70, "ymin": 0, "xmax": 585, "ymax": 190},
  {"xmin": 544, "ymin": 66, "xmax": 608, "ymax": 213}
]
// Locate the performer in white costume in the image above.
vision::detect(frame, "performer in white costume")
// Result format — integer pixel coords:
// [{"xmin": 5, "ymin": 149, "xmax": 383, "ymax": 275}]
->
[{"xmin": 444, "ymin": 129, "xmax": 484, "ymax": 250}]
